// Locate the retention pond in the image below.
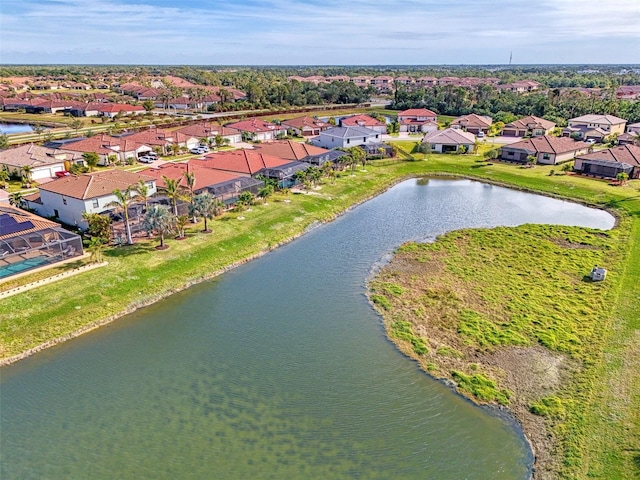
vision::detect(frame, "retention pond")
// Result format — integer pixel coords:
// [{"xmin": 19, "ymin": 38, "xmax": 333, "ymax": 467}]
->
[{"xmin": 0, "ymin": 178, "xmax": 614, "ymax": 479}]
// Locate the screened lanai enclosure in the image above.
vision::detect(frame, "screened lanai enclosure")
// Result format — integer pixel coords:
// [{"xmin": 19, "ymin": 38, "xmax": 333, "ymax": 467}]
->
[
  {"xmin": 256, "ymin": 161, "xmax": 310, "ymax": 188},
  {"xmin": 0, "ymin": 206, "xmax": 84, "ymax": 280},
  {"xmin": 201, "ymin": 177, "xmax": 264, "ymax": 205}
]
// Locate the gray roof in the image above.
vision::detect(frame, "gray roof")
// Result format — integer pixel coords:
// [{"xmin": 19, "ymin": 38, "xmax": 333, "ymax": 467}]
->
[
  {"xmin": 569, "ymin": 114, "xmax": 627, "ymax": 125},
  {"xmin": 320, "ymin": 126, "xmax": 378, "ymax": 139},
  {"xmin": 422, "ymin": 128, "xmax": 476, "ymax": 145}
]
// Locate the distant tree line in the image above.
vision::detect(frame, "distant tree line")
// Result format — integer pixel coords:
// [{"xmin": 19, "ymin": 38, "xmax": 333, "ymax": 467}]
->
[{"xmin": 390, "ymin": 84, "xmax": 640, "ymax": 124}]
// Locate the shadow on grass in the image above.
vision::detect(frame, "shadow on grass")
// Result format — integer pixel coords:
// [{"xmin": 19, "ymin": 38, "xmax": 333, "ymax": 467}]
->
[
  {"xmin": 604, "ymin": 194, "xmax": 640, "ymax": 217},
  {"xmin": 634, "ymin": 453, "xmax": 640, "ymax": 471},
  {"xmin": 104, "ymin": 243, "xmax": 156, "ymax": 258}
]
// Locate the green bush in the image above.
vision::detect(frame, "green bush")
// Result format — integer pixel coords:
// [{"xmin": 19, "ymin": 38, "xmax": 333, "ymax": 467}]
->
[{"xmin": 451, "ymin": 370, "xmax": 511, "ymax": 405}]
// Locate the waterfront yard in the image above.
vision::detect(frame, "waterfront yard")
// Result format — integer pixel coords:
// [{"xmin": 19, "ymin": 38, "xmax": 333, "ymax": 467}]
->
[{"xmin": 1, "ymin": 148, "xmax": 639, "ymax": 479}]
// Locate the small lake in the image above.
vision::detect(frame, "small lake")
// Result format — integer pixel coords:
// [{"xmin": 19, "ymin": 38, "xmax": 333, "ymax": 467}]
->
[
  {"xmin": 0, "ymin": 179, "xmax": 614, "ymax": 479},
  {"xmin": 0, "ymin": 123, "xmax": 34, "ymax": 134}
]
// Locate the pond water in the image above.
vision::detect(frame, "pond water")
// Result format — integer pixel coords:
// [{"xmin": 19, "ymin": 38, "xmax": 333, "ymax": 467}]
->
[
  {"xmin": 0, "ymin": 179, "xmax": 614, "ymax": 479},
  {"xmin": 0, "ymin": 123, "xmax": 34, "ymax": 134}
]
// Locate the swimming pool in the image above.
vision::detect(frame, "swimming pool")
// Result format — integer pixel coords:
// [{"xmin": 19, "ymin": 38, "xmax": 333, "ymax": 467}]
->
[{"xmin": 0, "ymin": 256, "xmax": 50, "ymax": 279}]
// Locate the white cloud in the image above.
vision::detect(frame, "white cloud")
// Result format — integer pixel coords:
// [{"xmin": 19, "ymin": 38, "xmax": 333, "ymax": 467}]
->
[{"xmin": 1, "ymin": 0, "xmax": 639, "ymax": 64}]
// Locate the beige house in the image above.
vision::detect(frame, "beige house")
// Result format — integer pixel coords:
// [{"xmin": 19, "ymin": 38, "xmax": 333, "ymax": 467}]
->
[
  {"xmin": 563, "ymin": 114, "xmax": 627, "ymax": 141},
  {"xmin": 500, "ymin": 136, "xmax": 591, "ymax": 165},
  {"xmin": 0, "ymin": 144, "xmax": 84, "ymax": 181},
  {"xmin": 502, "ymin": 116, "xmax": 556, "ymax": 137},
  {"xmin": 450, "ymin": 114, "xmax": 492, "ymax": 135}
]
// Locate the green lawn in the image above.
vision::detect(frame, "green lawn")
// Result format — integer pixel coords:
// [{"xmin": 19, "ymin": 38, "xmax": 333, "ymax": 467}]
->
[{"xmin": 1, "ymin": 147, "xmax": 639, "ymax": 479}]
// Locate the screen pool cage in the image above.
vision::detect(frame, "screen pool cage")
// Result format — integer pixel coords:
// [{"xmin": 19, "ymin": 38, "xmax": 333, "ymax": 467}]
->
[
  {"xmin": 256, "ymin": 161, "xmax": 310, "ymax": 188},
  {"xmin": 0, "ymin": 209, "xmax": 84, "ymax": 280},
  {"xmin": 201, "ymin": 177, "xmax": 264, "ymax": 205}
]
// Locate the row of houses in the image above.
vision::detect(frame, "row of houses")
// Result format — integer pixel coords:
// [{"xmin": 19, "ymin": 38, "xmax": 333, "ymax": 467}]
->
[
  {"xmin": 285, "ymin": 75, "xmax": 539, "ymax": 93},
  {"xmin": 0, "ymin": 97, "xmax": 145, "ymax": 117},
  {"xmin": 17, "ymin": 140, "xmax": 344, "ymax": 230}
]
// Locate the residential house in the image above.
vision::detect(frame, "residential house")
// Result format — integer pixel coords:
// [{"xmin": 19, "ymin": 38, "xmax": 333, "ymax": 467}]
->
[
  {"xmin": 138, "ymin": 162, "xmax": 262, "ymax": 206},
  {"xmin": 197, "ymin": 149, "xmax": 306, "ymax": 188},
  {"xmin": 27, "ymin": 170, "xmax": 156, "ymax": 229},
  {"xmin": 573, "ymin": 144, "xmax": 640, "ymax": 179},
  {"xmin": 225, "ymin": 119, "xmax": 286, "ymax": 142},
  {"xmin": 350, "ymin": 76, "xmax": 372, "ymax": 87},
  {"xmin": 340, "ymin": 114, "xmax": 387, "ymax": 133},
  {"xmin": 499, "ymin": 136, "xmax": 591, "ymax": 165},
  {"xmin": 416, "ymin": 77, "xmax": 437, "ymax": 87},
  {"xmin": 502, "ymin": 116, "xmax": 556, "ymax": 137},
  {"xmin": 311, "ymin": 126, "xmax": 381, "ymax": 149},
  {"xmin": 281, "ymin": 116, "xmax": 330, "ymax": 136},
  {"xmin": 253, "ymin": 140, "xmax": 347, "ymax": 166},
  {"xmin": 60, "ymin": 134, "xmax": 154, "ymax": 165},
  {"xmin": 627, "ymin": 122, "xmax": 640, "ymax": 134},
  {"xmin": 174, "ymin": 123, "xmax": 242, "ymax": 144},
  {"xmin": 92, "ymin": 103, "xmax": 145, "ymax": 118},
  {"xmin": 0, "ymin": 144, "xmax": 84, "ymax": 181},
  {"xmin": 397, "ymin": 108, "xmax": 438, "ymax": 133},
  {"xmin": 563, "ymin": 114, "xmax": 627, "ymax": 142},
  {"xmin": 421, "ymin": 128, "xmax": 476, "ymax": 153},
  {"xmin": 371, "ymin": 76, "xmax": 394, "ymax": 93},
  {"xmin": 450, "ymin": 114, "xmax": 493, "ymax": 135}
]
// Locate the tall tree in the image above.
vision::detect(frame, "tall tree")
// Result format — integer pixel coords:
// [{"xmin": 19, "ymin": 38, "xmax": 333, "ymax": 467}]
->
[
  {"xmin": 82, "ymin": 152, "xmax": 100, "ymax": 172},
  {"xmin": 191, "ymin": 192, "xmax": 223, "ymax": 233},
  {"xmin": 106, "ymin": 187, "xmax": 136, "ymax": 245},
  {"xmin": 143, "ymin": 205, "xmax": 175, "ymax": 249},
  {"xmin": 162, "ymin": 176, "xmax": 184, "ymax": 216}
]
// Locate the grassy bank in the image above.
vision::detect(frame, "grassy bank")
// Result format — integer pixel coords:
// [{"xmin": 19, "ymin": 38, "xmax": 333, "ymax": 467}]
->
[{"xmin": 1, "ymin": 146, "xmax": 639, "ymax": 478}]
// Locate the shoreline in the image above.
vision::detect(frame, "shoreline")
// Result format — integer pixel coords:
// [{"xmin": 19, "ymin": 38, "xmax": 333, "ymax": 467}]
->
[{"xmin": 0, "ymin": 181, "xmax": 396, "ymax": 367}]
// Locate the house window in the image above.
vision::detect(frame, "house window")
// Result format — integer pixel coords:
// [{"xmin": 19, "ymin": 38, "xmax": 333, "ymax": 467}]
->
[
  {"xmin": 542, "ymin": 153, "xmax": 550, "ymax": 160},
  {"xmin": 347, "ymin": 139, "xmax": 350, "ymax": 144},
  {"xmin": 92, "ymin": 199, "xmax": 99, "ymax": 208},
  {"xmin": 431, "ymin": 144, "xmax": 436, "ymax": 150},
  {"xmin": 54, "ymin": 209, "xmax": 59, "ymax": 218},
  {"xmin": 508, "ymin": 151, "xmax": 515, "ymax": 156},
  {"xmin": 62, "ymin": 197, "xmax": 67, "ymax": 205}
]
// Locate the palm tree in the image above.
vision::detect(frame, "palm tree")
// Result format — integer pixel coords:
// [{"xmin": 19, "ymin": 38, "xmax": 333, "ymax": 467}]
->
[
  {"xmin": 182, "ymin": 170, "xmax": 197, "ymax": 220},
  {"xmin": 0, "ymin": 168, "xmax": 9, "ymax": 189},
  {"xmin": 9, "ymin": 191, "xmax": 24, "ymax": 208},
  {"xmin": 82, "ymin": 152, "xmax": 100, "ymax": 172},
  {"xmin": 349, "ymin": 146, "xmax": 366, "ymax": 174},
  {"xmin": 162, "ymin": 176, "xmax": 184, "ymax": 216},
  {"xmin": 136, "ymin": 179, "xmax": 151, "ymax": 210},
  {"xmin": 175, "ymin": 214, "xmax": 189, "ymax": 239},
  {"xmin": 258, "ymin": 184, "xmax": 274, "ymax": 204},
  {"xmin": 191, "ymin": 192, "xmax": 222, "ymax": 233},
  {"xmin": 21, "ymin": 165, "xmax": 33, "ymax": 188},
  {"xmin": 106, "ymin": 187, "xmax": 136, "ymax": 245},
  {"xmin": 87, "ymin": 237, "xmax": 105, "ymax": 263},
  {"xmin": 143, "ymin": 205, "xmax": 175, "ymax": 249}
]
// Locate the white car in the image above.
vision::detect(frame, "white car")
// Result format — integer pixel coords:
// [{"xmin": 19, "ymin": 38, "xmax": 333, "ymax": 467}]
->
[
  {"xmin": 138, "ymin": 156, "xmax": 155, "ymax": 163},
  {"xmin": 190, "ymin": 147, "xmax": 206, "ymax": 154}
]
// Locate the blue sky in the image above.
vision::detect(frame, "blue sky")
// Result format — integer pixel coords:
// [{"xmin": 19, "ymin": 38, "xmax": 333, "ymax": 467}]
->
[{"xmin": 1, "ymin": 0, "xmax": 639, "ymax": 65}]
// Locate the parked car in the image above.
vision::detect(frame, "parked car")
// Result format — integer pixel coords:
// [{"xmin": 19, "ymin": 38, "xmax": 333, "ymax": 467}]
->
[
  {"xmin": 586, "ymin": 139, "xmax": 597, "ymax": 145},
  {"xmin": 190, "ymin": 147, "xmax": 206, "ymax": 154},
  {"xmin": 55, "ymin": 171, "xmax": 70, "ymax": 178},
  {"xmin": 138, "ymin": 156, "xmax": 155, "ymax": 163}
]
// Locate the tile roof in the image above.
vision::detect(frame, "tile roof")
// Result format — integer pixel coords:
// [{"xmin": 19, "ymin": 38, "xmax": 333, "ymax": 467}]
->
[
  {"xmin": 281, "ymin": 116, "xmax": 329, "ymax": 130},
  {"xmin": 320, "ymin": 126, "xmax": 378, "ymax": 139},
  {"xmin": 576, "ymin": 144, "xmax": 640, "ymax": 167},
  {"xmin": 226, "ymin": 119, "xmax": 283, "ymax": 133},
  {"xmin": 422, "ymin": 128, "xmax": 476, "ymax": 145},
  {"xmin": 504, "ymin": 135, "xmax": 591, "ymax": 154},
  {"xmin": 197, "ymin": 150, "xmax": 291, "ymax": 175},
  {"xmin": 0, "ymin": 205, "xmax": 62, "ymax": 240},
  {"xmin": 450, "ymin": 113, "xmax": 492, "ymax": 129},
  {"xmin": 505, "ymin": 115, "xmax": 556, "ymax": 131},
  {"xmin": 398, "ymin": 108, "xmax": 438, "ymax": 118},
  {"xmin": 341, "ymin": 114, "xmax": 386, "ymax": 128},
  {"xmin": 174, "ymin": 123, "xmax": 240, "ymax": 138},
  {"xmin": 38, "ymin": 170, "xmax": 154, "ymax": 200},
  {"xmin": 0, "ymin": 144, "xmax": 82, "ymax": 168},
  {"xmin": 569, "ymin": 114, "xmax": 627, "ymax": 125},
  {"xmin": 138, "ymin": 162, "xmax": 242, "ymax": 190},
  {"xmin": 253, "ymin": 140, "xmax": 330, "ymax": 161}
]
